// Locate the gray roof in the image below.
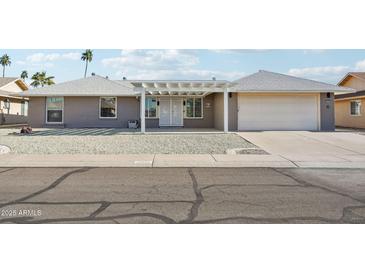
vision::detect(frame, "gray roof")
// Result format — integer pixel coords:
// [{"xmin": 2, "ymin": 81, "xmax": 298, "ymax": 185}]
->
[
  {"xmin": 0, "ymin": 89, "xmax": 25, "ymax": 99},
  {"xmin": 234, "ymin": 70, "xmax": 354, "ymax": 92},
  {"xmin": 22, "ymin": 75, "xmax": 136, "ymax": 97},
  {"xmin": 0, "ymin": 77, "xmax": 19, "ymax": 88}
]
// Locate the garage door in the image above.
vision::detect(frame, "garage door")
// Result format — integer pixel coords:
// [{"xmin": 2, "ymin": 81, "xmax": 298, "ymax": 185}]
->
[{"xmin": 238, "ymin": 94, "xmax": 319, "ymax": 130}]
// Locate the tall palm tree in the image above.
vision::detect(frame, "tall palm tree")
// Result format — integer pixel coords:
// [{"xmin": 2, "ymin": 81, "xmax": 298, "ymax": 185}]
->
[
  {"xmin": 30, "ymin": 72, "xmax": 55, "ymax": 88},
  {"xmin": 20, "ymin": 70, "xmax": 28, "ymax": 81},
  {"xmin": 81, "ymin": 49, "xmax": 93, "ymax": 78},
  {"xmin": 0, "ymin": 54, "xmax": 11, "ymax": 77}
]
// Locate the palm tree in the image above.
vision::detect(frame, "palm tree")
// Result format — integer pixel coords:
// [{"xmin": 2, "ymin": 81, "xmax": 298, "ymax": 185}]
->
[
  {"xmin": 0, "ymin": 54, "xmax": 11, "ymax": 77},
  {"xmin": 20, "ymin": 70, "xmax": 28, "ymax": 81},
  {"xmin": 81, "ymin": 49, "xmax": 93, "ymax": 78},
  {"xmin": 30, "ymin": 72, "xmax": 55, "ymax": 88}
]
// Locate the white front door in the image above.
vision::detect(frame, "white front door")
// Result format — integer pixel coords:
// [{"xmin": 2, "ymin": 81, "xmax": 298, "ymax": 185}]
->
[
  {"xmin": 171, "ymin": 98, "xmax": 183, "ymax": 126},
  {"xmin": 159, "ymin": 98, "xmax": 183, "ymax": 126},
  {"xmin": 159, "ymin": 98, "xmax": 170, "ymax": 126}
]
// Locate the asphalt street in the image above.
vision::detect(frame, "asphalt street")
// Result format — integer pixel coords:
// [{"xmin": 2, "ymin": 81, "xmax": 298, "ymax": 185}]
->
[{"xmin": 0, "ymin": 167, "xmax": 364, "ymax": 224}]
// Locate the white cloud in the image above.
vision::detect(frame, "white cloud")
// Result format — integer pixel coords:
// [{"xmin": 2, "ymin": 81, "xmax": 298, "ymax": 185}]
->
[
  {"xmin": 210, "ymin": 49, "xmax": 270, "ymax": 54},
  {"xmin": 116, "ymin": 69, "xmax": 244, "ymax": 80},
  {"xmin": 288, "ymin": 66, "xmax": 349, "ymax": 78},
  {"xmin": 303, "ymin": 49, "xmax": 327, "ymax": 54},
  {"xmin": 102, "ymin": 49, "xmax": 198, "ymax": 70},
  {"xmin": 355, "ymin": 59, "xmax": 365, "ymax": 71},
  {"xmin": 26, "ymin": 52, "xmax": 80, "ymax": 63},
  {"xmin": 104, "ymin": 49, "xmax": 243, "ymax": 80}
]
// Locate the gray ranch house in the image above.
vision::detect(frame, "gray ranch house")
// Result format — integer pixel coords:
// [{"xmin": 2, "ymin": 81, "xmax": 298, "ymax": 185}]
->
[{"xmin": 21, "ymin": 70, "xmax": 352, "ymax": 132}]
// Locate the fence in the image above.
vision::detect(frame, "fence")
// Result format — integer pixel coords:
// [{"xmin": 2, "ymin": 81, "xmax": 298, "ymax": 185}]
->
[{"xmin": 0, "ymin": 113, "xmax": 28, "ymax": 125}]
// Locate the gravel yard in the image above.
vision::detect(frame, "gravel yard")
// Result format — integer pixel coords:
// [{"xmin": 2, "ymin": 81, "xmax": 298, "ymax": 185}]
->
[{"xmin": 0, "ymin": 128, "xmax": 257, "ymax": 154}]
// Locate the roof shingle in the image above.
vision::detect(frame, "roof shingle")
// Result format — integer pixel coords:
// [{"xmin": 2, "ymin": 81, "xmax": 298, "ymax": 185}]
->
[
  {"xmin": 0, "ymin": 77, "xmax": 18, "ymax": 88},
  {"xmin": 22, "ymin": 75, "xmax": 136, "ymax": 97},
  {"xmin": 234, "ymin": 70, "xmax": 353, "ymax": 92}
]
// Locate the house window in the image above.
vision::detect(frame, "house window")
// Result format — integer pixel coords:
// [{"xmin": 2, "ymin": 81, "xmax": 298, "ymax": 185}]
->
[
  {"xmin": 21, "ymin": 101, "xmax": 28, "ymax": 116},
  {"xmin": 185, "ymin": 98, "xmax": 203, "ymax": 118},
  {"xmin": 350, "ymin": 100, "xmax": 361, "ymax": 116},
  {"xmin": 145, "ymin": 97, "xmax": 157, "ymax": 118},
  {"xmin": 1, "ymin": 99, "xmax": 11, "ymax": 114},
  {"xmin": 100, "ymin": 97, "xmax": 117, "ymax": 118},
  {"xmin": 46, "ymin": 97, "xmax": 64, "ymax": 123}
]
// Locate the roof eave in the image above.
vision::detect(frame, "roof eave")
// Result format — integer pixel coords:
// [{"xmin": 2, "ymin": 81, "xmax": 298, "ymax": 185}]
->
[
  {"xmin": 233, "ymin": 89, "xmax": 353, "ymax": 93},
  {"xmin": 21, "ymin": 93, "xmax": 139, "ymax": 97}
]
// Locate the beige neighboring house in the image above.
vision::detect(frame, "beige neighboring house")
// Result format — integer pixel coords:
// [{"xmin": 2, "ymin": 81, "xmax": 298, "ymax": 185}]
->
[
  {"xmin": 0, "ymin": 77, "xmax": 29, "ymax": 125},
  {"xmin": 336, "ymin": 72, "xmax": 365, "ymax": 129}
]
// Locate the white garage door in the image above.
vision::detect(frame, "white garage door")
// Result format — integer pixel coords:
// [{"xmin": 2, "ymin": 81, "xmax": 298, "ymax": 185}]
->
[{"xmin": 238, "ymin": 94, "xmax": 319, "ymax": 130}]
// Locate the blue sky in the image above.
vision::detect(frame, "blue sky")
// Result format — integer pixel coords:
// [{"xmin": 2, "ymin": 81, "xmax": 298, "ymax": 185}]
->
[{"xmin": 2, "ymin": 49, "xmax": 365, "ymax": 85}]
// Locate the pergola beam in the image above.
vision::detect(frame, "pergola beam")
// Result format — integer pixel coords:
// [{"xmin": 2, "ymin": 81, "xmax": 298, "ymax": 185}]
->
[
  {"xmin": 223, "ymin": 87, "xmax": 229, "ymax": 133},
  {"xmin": 143, "ymin": 87, "xmax": 226, "ymax": 93},
  {"xmin": 140, "ymin": 89, "xmax": 146, "ymax": 133}
]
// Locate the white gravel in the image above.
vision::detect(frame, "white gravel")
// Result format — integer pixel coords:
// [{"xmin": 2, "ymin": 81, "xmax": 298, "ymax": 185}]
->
[{"xmin": 0, "ymin": 129, "xmax": 257, "ymax": 154}]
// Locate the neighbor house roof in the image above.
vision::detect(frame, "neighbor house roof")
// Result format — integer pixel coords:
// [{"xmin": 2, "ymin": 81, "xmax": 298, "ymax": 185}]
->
[
  {"xmin": 335, "ymin": 90, "xmax": 365, "ymax": 100},
  {"xmin": 0, "ymin": 77, "xmax": 28, "ymax": 91},
  {"xmin": 0, "ymin": 89, "xmax": 25, "ymax": 99},
  {"xmin": 21, "ymin": 75, "xmax": 137, "ymax": 97},
  {"xmin": 0, "ymin": 77, "xmax": 18, "ymax": 87},
  {"xmin": 338, "ymin": 72, "xmax": 365, "ymax": 86},
  {"xmin": 234, "ymin": 70, "xmax": 353, "ymax": 93}
]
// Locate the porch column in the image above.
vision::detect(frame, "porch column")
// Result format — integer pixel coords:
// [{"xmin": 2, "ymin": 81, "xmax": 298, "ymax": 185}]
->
[
  {"xmin": 223, "ymin": 87, "xmax": 229, "ymax": 133},
  {"xmin": 140, "ymin": 89, "xmax": 146, "ymax": 133}
]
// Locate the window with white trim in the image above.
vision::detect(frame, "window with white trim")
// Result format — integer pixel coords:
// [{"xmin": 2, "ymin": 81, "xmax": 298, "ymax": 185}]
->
[
  {"xmin": 350, "ymin": 100, "xmax": 361, "ymax": 116},
  {"xmin": 145, "ymin": 97, "xmax": 157, "ymax": 118},
  {"xmin": 46, "ymin": 97, "xmax": 63, "ymax": 123},
  {"xmin": 100, "ymin": 97, "xmax": 117, "ymax": 118},
  {"xmin": 21, "ymin": 101, "xmax": 28, "ymax": 116},
  {"xmin": 185, "ymin": 98, "xmax": 203, "ymax": 118}
]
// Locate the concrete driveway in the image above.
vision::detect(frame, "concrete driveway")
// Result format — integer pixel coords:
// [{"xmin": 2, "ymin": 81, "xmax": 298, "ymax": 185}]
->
[{"xmin": 238, "ymin": 131, "xmax": 365, "ymax": 167}]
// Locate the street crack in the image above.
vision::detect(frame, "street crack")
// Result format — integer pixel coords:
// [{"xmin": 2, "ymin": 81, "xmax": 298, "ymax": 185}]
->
[
  {"xmin": 0, "ymin": 167, "xmax": 93, "ymax": 209},
  {"xmin": 180, "ymin": 168, "xmax": 204, "ymax": 223}
]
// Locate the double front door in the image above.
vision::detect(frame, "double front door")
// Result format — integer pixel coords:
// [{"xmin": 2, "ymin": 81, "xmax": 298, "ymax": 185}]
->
[{"xmin": 159, "ymin": 98, "xmax": 183, "ymax": 127}]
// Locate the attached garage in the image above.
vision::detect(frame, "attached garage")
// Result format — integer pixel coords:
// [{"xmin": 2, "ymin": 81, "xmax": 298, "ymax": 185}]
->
[
  {"xmin": 233, "ymin": 70, "xmax": 353, "ymax": 131},
  {"xmin": 237, "ymin": 94, "xmax": 320, "ymax": 130}
]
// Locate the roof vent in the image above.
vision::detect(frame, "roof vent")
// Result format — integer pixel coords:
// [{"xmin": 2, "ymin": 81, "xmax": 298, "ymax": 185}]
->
[
  {"xmin": 212, "ymin": 77, "xmax": 216, "ymax": 81},
  {"xmin": 123, "ymin": 77, "xmax": 127, "ymax": 80},
  {"xmin": 91, "ymin": 72, "xmax": 95, "ymax": 76}
]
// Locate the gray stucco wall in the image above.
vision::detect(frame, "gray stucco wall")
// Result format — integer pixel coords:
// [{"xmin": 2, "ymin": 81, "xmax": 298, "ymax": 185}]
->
[
  {"xmin": 183, "ymin": 94, "xmax": 214, "ymax": 128},
  {"xmin": 28, "ymin": 97, "xmax": 46, "ymax": 128},
  {"xmin": 28, "ymin": 96, "xmax": 140, "ymax": 128},
  {"xmin": 64, "ymin": 96, "xmax": 139, "ymax": 128},
  {"xmin": 146, "ymin": 119, "xmax": 159, "ymax": 128},
  {"xmin": 28, "ymin": 94, "xmax": 236, "ymax": 129},
  {"xmin": 320, "ymin": 92, "xmax": 335, "ymax": 131},
  {"xmin": 213, "ymin": 93, "xmax": 238, "ymax": 131}
]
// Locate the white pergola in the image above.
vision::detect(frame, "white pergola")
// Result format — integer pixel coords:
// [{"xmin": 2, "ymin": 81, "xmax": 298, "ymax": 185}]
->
[{"xmin": 130, "ymin": 80, "xmax": 236, "ymax": 133}]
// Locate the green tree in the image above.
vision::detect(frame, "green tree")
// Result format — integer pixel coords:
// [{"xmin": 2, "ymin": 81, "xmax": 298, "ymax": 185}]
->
[
  {"xmin": 81, "ymin": 49, "xmax": 93, "ymax": 78},
  {"xmin": 30, "ymin": 72, "xmax": 55, "ymax": 88},
  {"xmin": 0, "ymin": 54, "xmax": 11, "ymax": 77},
  {"xmin": 20, "ymin": 70, "xmax": 28, "ymax": 81}
]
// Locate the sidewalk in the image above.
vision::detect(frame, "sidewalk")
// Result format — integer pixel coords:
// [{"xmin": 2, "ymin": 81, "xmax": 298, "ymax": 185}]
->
[{"xmin": 1, "ymin": 153, "xmax": 365, "ymax": 168}]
